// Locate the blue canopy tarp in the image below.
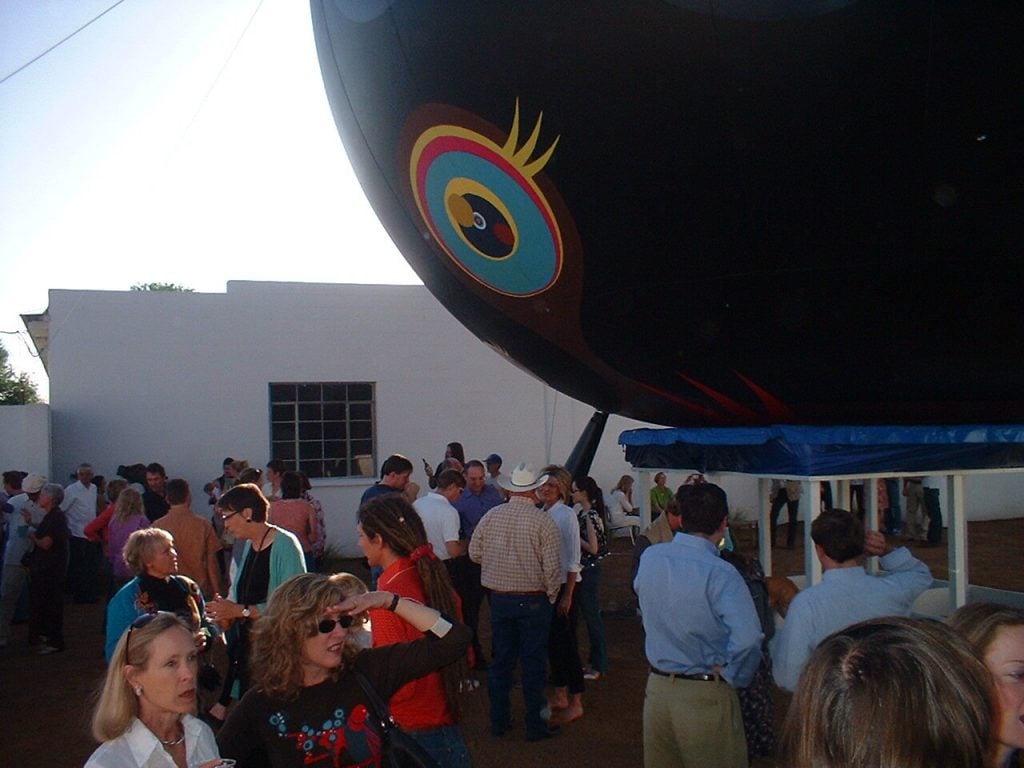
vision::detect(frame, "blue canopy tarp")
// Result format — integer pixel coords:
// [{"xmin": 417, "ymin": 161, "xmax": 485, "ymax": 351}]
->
[{"xmin": 619, "ymin": 425, "xmax": 1024, "ymax": 476}]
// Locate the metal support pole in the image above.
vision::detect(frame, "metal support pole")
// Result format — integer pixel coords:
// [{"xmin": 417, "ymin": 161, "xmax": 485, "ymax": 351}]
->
[{"xmin": 564, "ymin": 410, "xmax": 608, "ymax": 478}]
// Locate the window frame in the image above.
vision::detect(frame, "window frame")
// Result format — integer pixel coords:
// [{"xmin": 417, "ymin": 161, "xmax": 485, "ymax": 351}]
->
[{"xmin": 268, "ymin": 381, "xmax": 376, "ymax": 479}]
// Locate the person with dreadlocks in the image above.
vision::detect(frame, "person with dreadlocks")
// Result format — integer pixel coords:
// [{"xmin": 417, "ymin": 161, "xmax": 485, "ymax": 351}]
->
[{"xmin": 357, "ymin": 494, "xmax": 474, "ymax": 767}]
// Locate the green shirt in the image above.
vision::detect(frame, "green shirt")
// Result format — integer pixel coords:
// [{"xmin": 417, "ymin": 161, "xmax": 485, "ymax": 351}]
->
[{"xmin": 651, "ymin": 485, "xmax": 673, "ymax": 514}]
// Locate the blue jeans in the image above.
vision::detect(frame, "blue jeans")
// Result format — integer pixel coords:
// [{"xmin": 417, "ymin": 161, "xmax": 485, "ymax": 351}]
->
[
  {"xmin": 488, "ymin": 593, "xmax": 553, "ymax": 738},
  {"xmin": 410, "ymin": 724, "xmax": 472, "ymax": 768},
  {"xmin": 68, "ymin": 537, "xmax": 100, "ymax": 603},
  {"xmin": 578, "ymin": 563, "xmax": 607, "ymax": 673}
]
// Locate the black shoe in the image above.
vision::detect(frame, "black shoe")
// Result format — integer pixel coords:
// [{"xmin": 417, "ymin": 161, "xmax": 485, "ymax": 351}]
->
[
  {"xmin": 526, "ymin": 725, "xmax": 560, "ymax": 742},
  {"xmin": 491, "ymin": 716, "xmax": 513, "ymax": 737}
]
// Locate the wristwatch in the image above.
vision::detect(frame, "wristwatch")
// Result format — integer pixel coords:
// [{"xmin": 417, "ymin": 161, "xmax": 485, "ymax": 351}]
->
[{"xmin": 241, "ymin": 605, "xmax": 251, "ymax": 619}]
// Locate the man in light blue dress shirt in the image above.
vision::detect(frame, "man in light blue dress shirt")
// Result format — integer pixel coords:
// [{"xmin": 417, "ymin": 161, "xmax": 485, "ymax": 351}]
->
[
  {"xmin": 634, "ymin": 483, "xmax": 763, "ymax": 768},
  {"xmin": 771, "ymin": 507, "xmax": 932, "ymax": 692}
]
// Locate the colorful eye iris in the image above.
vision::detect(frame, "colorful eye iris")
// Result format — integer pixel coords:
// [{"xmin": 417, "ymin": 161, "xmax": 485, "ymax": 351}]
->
[{"xmin": 408, "ymin": 107, "xmax": 565, "ymax": 297}]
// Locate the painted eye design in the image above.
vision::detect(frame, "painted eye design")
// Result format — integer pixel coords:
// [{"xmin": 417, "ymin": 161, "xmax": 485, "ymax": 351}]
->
[
  {"xmin": 408, "ymin": 103, "xmax": 565, "ymax": 297},
  {"xmin": 446, "ymin": 184, "xmax": 515, "ymax": 259}
]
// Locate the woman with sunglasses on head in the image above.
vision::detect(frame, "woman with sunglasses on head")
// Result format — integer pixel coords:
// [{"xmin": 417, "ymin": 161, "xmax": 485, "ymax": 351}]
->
[
  {"xmin": 87, "ymin": 612, "xmax": 227, "ymax": 768},
  {"xmin": 217, "ymin": 572, "xmax": 472, "ymax": 768},
  {"xmin": 205, "ymin": 483, "xmax": 306, "ymax": 723},
  {"xmin": 357, "ymin": 495, "xmax": 473, "ymax": 767}
]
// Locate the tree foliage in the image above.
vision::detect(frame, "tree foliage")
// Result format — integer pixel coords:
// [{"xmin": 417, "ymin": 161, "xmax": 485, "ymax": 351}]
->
[
  {"xmin": 129, "ymin": 282, "xmax": 195, "ymax": 292},
  {"xmin": 0, "ymin": 340, "xmax": 41, "ymax": 405}
]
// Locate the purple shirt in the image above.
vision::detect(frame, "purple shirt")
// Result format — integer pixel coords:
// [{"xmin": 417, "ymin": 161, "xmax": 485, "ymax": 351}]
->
[
  {"xmin": 454, "ymin": 485, "xmax": 504, "ymax": 539},
  {"xmin": 107, "ymin": 514, "xmax": 149, "ymax": 580}
]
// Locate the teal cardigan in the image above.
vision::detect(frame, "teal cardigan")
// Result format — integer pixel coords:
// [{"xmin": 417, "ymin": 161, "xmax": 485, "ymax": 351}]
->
[{"xmin": 228, "ymin": 525, "xmax": 307, "ymax": 613}]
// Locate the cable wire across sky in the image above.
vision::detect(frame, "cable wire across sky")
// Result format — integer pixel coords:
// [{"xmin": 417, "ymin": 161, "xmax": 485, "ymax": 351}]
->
[{"xmin": 0, "ymin": 0, "xmax": 129, "ymax": 86}]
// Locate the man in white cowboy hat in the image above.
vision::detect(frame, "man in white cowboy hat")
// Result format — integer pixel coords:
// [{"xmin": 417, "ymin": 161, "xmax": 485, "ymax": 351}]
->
[{"xmin": 469, "ymin": 462, "xmax": 563, "ymax": 742}]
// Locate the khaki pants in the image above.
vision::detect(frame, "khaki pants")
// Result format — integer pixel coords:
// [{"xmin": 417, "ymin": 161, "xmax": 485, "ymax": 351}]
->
[
  {"xmin": 904, "ymin": 482, "xmax": 926, "ymax": 539},
  {"xmin": 643, "ymin": 673, "xmax": 748, "ymax": 768}
]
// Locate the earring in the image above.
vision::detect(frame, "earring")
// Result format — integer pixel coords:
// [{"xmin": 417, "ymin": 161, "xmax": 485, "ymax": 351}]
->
[{"xmin": 134, "ymin": 685, "xmax": 143, "ymax": 696}]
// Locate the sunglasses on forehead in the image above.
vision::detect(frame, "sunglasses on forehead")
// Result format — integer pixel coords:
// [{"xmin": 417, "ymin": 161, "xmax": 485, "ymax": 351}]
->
[
  {"xmin": 316, "ymin": 616, "xmax": 355, "ymax": 633},
  {"xmin": 126, "ymin": 612, "xmax": 159, "ymax": 654}
]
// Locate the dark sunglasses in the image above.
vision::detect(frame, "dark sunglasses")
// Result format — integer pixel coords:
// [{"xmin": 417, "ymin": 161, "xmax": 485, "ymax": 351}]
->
[
  {"xmin": 126, "ymin": 612, "xmax": 158, "ymax": 654},
  {"xmin": 219, "ymin": 510, "xmax": 238, "ymax": 521},
  {"xmin": 317, "ymin": 616, "xmax": 355, "ymax": 634}
]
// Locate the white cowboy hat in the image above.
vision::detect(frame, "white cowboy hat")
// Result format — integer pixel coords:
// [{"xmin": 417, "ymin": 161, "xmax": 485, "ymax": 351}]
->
[
  {"xmin": 21, "ymin": 473, "xmax": 46, "ymax": 494},
  {"xmin": 497, "ymin": 462, "xmax": 549, "ymax": 492}
]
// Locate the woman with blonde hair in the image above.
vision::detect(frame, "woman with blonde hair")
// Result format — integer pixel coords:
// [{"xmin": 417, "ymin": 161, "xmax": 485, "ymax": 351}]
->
[
  {"xmin": 85, "ymin": 478, "xmax": 129, "ymax": 568},
  {"xmin": 87, "ymin": 612, "xmax": 224, "ymax": 767},
  {"xmin": 607, "ymin": 474, "xmax": 640, "ymax": 534},
  {"xmin": 779, "ymin": 616, "xmax": 995, "ymax": 768},
  {"xmin": 217, "ymin": 572, "xmax": 472, "ymax": 767},
  {"xmin": 104, "ymin": 528, "xmax": 214, "ymax": 663},
  {"xmin": 949, "ymin": 602, "xmax": 1024, "ymax": 768},
  {"xmin": 357, "ymin": 494, "xmax": 472, "ymax": 766},
  {"xmin": 107, "ymin": 487, "xmax": 150, "ymax": 588},
  {"xmin": 538, "ymin": 464, "xmax": 586, "ymax": 724}
]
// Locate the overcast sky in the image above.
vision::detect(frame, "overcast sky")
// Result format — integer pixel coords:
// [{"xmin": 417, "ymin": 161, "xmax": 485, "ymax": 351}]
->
[{"xmin": 0, "ymin": 0, "xmax": 418, "ymax": 396}]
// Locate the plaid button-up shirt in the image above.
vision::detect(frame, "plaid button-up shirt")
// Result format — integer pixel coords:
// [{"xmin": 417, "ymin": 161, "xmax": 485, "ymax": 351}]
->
[{"xmin": 468, "ymin": 494, "xmax": 562, "ymax": 603}]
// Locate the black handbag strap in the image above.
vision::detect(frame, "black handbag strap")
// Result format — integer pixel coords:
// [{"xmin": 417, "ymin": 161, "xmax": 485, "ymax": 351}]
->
[{"xmin": 351, "ymin": 666, "xmax": 397, "ymax": 733}]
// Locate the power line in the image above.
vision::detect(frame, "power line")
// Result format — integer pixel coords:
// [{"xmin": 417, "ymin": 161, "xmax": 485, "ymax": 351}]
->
[
  {"xmin": 0, "ymin": 330, "xmax": 41, "ymax": 358},
  {"xmin": 170, "ymin": 0, "xmax": 266, "ymax": 156},
  {"xmin": 0, "ymin": 0, "xmax": 130, "ymax": 86}
]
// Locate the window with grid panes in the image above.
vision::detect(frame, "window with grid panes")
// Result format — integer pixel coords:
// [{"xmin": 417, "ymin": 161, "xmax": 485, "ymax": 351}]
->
[{"xmin": 268, "ymin": 382, "xmax": 375, "ymax": 478}]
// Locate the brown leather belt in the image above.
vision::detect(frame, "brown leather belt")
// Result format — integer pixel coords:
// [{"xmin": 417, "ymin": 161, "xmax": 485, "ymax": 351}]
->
[{"xmin": 650, "ymin": 668, "xmax": 719, "ymax": 682}]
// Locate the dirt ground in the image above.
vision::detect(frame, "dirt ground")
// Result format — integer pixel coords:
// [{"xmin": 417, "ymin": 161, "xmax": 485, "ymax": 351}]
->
[{"xmin": 2, "ymin": 518, "xmax": 1021, "ymax": 767}]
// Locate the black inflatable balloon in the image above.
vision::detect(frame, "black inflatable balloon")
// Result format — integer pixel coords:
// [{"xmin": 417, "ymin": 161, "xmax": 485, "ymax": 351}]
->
[{"xmin": 311, "ymin": 0, "xmax": 1024, "ymax": 427}]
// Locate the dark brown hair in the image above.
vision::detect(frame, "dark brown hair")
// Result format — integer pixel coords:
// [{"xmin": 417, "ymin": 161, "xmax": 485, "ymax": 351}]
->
[
  {"xmin": 217, "ymin": 482, "xmax": 269, "ymax": 522},
  {"xmin": 676, "ymin": 483, "xmax": 728, "ymax": 534},
  {"xmin": 811, "ymin": 508, "xmax": 864, "ymax": 563},
  {"xmin": 358, "ymin": 494, "xmax": 468, "ymax": 715}
]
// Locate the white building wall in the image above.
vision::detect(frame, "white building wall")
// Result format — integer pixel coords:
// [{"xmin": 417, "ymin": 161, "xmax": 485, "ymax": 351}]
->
[
  {"xmin": 0, "ymin": 403, "xmax": 51, "ymax": 478},
  {"xmin": 44, "ymin": 282, "xmax": 651, "ymax": 554},
  {"xmin": 38, "ymin": 281, "xmax": 1024, "ymax": 555}
]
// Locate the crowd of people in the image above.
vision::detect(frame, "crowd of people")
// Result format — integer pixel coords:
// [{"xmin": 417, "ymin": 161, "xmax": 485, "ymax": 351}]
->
[{"xmin": 1, "ymin": 455, "xmax": 1023, "ymax": 768}]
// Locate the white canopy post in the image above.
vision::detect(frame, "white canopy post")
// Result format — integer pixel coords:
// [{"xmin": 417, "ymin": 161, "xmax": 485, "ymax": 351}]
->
[
  {"xmin": 866, "ymin": 478, "xmax": 880, "ymax": 574},
  {"xmin": 807, "ymin": 480, "xmax": 822, "ymax": 586},
  {"xmin": 836, "ymin": 479, "xmax": 850, "ymax": 513},
  {"xmin": 947, "ymin": 473, "xmax": 968, "ymax": 609},
  {"xmin": 638, "ymin": 469, "xmax": 652, "ymax": 530},
  {"xmin": 759, "ymin": 477, "xmax": 773, "ymax": 574}
]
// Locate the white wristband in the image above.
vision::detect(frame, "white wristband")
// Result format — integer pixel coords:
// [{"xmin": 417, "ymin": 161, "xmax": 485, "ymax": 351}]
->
[{"xmin": 428, "ymin": 616, "xmax": 452, "ymax": 637}]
